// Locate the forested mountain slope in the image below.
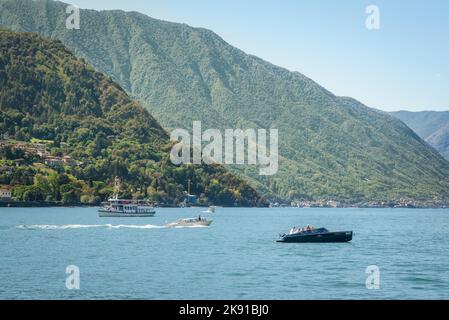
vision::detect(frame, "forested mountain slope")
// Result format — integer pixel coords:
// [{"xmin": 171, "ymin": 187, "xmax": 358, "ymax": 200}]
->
[
  {"xmin": 2, "ymin": 0, "xmax": 449, "ymax": 201},
  {"xmin": 0, "ymin": 29, "xmax": 265, "ymax": 206}
]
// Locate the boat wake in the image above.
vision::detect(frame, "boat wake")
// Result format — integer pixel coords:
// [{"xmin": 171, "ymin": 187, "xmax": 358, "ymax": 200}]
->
[
  {"xmin": 172, "ymin": 225, "xmax": 209, "ymax": 228},
  {"xmin": 107, "ymin": 224, "xmax": 165, "ymax": 229},
  {"xmin": 16, "ymin": 224, "xmax": 165, "ymax": 230}
]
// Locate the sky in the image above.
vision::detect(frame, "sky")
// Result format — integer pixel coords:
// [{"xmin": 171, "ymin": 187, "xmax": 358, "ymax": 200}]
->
[{"xmin": 68, "ymin": 0, "xmax": 449, "ymax": 112}]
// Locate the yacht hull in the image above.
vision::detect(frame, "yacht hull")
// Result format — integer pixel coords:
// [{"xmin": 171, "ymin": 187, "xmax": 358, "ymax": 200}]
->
[{"xmin": 277, "ymin": 231, "xmax": 352, "ymax": 243}]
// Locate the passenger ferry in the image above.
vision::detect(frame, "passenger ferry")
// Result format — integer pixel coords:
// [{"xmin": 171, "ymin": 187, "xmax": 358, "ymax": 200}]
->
[
  {"xmin": 98, "ymin": 177, "xmax": 156, "ymax": 217},
  {"xmin": 98, "ymin": 196, "xmax": 156, "ymax": 217}
]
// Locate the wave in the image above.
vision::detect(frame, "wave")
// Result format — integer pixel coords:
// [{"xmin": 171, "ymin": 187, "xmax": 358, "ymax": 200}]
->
[{"xmin": 16, "ymin": 224, "xmax": 164, "ymax": 230}]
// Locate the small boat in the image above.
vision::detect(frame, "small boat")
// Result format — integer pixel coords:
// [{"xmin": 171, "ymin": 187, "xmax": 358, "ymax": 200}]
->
[
  {"xmin": 205, "ymin": 206, "xmax": 215, "ymax": 213},
  {"xmin": 165, "ymin": 216, "xmax": 212, "ymax": 228},
  {"xmin": 277, "ymin": 227, "xmax": 353, "ymax": 243}
]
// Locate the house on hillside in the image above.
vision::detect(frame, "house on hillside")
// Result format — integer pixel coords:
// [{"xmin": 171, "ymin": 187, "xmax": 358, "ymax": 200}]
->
[
  {"xmin": 44, "ymin": 156, "xmax": 63, "ymax": 167},
  {"xmin": 62, "ymin": 155, "xmax": 75, "ymax": 166},
  {"xmin": 0, "ymin": 189, "xmax": 12, "ymax": 201}
]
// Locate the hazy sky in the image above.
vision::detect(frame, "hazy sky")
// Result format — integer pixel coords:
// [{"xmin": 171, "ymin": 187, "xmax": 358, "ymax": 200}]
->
[{"xmin": 69, "ymin": 0, "xmax": 449, "ymax": 112}]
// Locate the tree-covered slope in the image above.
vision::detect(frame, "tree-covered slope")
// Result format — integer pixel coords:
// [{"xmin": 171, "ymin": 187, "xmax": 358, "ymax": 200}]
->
[
  {"xmin": 0, "ymin": 29, "xmax": 266, "ymax": 206},
  {"xmin": 2, "ymin": 0, "xmax": 449, "ymax": 201},
  {"xmin": 391, "ymin": 111, "xmax": 449, "ymax": 160}
]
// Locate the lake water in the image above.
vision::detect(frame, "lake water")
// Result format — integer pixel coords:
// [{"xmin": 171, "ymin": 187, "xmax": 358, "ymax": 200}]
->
[{"xmin": 0, "ymin": 207, "xmax": 448, "ymax": 300}]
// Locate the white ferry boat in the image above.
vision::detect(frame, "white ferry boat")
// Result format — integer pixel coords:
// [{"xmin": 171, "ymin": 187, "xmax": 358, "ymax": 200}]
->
[
  {"xmin": 98, "ymin": 196, "xmax": 156, "ymax": 217},
  {"xmin": 98, "ymin": 177, "xmax": 155, "ymax": 217}
]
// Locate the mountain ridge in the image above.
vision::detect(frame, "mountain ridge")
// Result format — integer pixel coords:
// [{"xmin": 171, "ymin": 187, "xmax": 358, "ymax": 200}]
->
[
  {"xmin": 2, "ymin": 0, "xmax": 449, "ymax": 201},
  {"xmin": 391, "ymin": 110, "xmax": 449, "ymax": 160}
]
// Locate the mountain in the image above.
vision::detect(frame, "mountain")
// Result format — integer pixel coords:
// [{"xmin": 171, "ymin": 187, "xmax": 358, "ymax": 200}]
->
[
  {"xmin": 2, "ymin": 0, "xmax": 449, "ymax": 201},
  {"xmin": 391, "ymin": 111, "xmax": 449, "ymax": 160},
  {"xmin": 0, "ymin": 29, "xmax": 266, "ymax": 206}
]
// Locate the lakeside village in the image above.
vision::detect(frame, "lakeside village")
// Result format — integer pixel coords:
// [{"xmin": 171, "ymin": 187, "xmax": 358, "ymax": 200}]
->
[
  {"xmin": 1, "ymin": 138, "xmax": 448, "ymax": 208},
  {"xmin": 0, "ymin": 139, "xmax": 79, "ymax": 168},
  {"xmin": 284, "ymin": 199, "xmax": 449, "ymax": 209},
  {"xmin": 0, "ymin": 138, "xmax": 79, "ymax": 205},
  {"xmin": 0, "ymin": 137, "xmax": 221, "ymax": 207}
]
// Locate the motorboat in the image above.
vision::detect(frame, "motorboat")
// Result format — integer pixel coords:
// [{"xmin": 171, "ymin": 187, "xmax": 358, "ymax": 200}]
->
[
  {"xmin": 205, "ymin": 206, "xmax": 216, "ymax": 213},
  {"xmin": 277, "ymin": 227, "xmax": 353, "ymax": 243},
  {"xmin": 165, "ymin": 216, "xmax": 212, "ymax": 228}
]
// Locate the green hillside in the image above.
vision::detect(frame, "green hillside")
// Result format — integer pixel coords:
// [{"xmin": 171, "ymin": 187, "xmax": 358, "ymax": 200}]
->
[
  {"xmin": 2, "ymin": 0, "xmax": 449, "ymax": 201},
  {"xmin": 391, "ymin": 111, "xmax": 449, "ymax": 160},
  {"xmin": 0, "ymin": 29, "xmax": 266, "ymax": 206}
]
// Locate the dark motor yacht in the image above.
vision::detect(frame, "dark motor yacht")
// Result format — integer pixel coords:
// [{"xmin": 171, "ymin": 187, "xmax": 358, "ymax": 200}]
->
[{"xmin": 277, "ymin": 227, "xmax": 353, "ymax": 243}]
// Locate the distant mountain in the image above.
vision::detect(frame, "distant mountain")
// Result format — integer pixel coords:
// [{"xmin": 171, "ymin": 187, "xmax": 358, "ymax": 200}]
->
[
  {"xmin": 2, "ymin": 0, "xmax": 449, "ymax": 201},
  {"xmin": 0, "ymin": 29, "xmax": 266, "ymax": 206},
  {"xmin": 391, "ymin": 111, "xmax": 449, "ymax": 160}
]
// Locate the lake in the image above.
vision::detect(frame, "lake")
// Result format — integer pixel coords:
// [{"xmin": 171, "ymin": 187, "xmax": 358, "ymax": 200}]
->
[{"xmin": 0, "ymin": 207, "xmax": 448, "ymax": 299}]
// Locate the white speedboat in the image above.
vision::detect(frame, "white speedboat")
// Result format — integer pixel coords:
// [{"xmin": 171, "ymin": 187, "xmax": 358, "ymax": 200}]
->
[
  {"xmin": 165, "ymin": 216, "xmax": 212, "ymax": 228},
  {"xmin": 98, "ymin": 196, "xmax": 155, "ymax": 217},
  {"xmin": 205, "ymin": 206, "xmax": 215, "ymax": 213}
]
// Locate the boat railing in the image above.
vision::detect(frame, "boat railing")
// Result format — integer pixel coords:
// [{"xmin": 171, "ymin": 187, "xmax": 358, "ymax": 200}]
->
[{"xmin": 107, "ymin": 199, "xmax": 154, "ymax": 206}]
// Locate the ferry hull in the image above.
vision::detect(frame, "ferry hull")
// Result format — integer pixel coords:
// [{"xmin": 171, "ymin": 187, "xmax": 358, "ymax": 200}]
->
[{"xmin": 98, "ymin": 210, "xmax": 155, "ymax": 218}]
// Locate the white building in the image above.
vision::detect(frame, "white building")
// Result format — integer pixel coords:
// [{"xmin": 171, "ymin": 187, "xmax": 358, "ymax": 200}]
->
[{"xmin": 0, "ymin": 189, "xmax": 12, "ymax": 201}]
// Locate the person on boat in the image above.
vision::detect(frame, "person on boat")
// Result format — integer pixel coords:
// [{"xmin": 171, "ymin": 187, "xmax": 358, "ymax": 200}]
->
[
  {"xmin": 198, "ymin": 215, "xmax": 202, "ymax": 221},
  {"xmin": 289, "ymin": 226, "xmax": 296, "ymax": 234}
]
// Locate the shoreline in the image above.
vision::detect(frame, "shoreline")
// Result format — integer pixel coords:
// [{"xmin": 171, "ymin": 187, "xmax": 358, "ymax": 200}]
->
[
  {"xmin": 1, "ymin": 201, "xmax": 449, "ymax": 209},
  {"xmin": 0, "ymin": 201, "xmax": 255, "ymax": 209},
  {"xmin": 0, "ymin": 201, "xmax": 99, "ymax": 208}
]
